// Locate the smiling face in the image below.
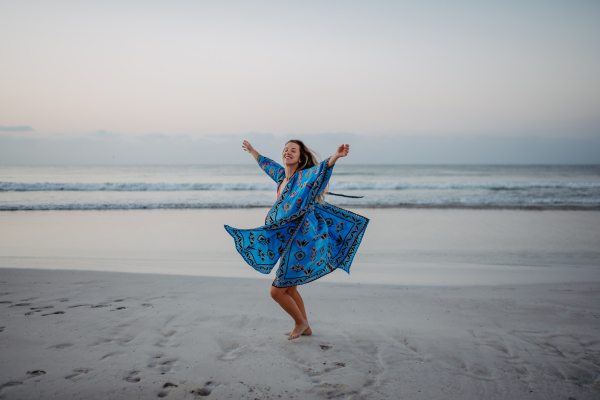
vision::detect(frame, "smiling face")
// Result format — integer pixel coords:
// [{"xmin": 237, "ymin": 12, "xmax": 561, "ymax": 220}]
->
[{"xmin": 282, "ymin": 141, "xmax": 301, "ymax": 167}]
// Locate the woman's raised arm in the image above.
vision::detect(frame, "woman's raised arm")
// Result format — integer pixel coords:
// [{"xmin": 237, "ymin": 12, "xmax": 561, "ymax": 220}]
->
[
  {"xmin": 328, "ymin": 144, "xmax": 350, "ymax": 167},
  {"xmin": 244, "ymin": 140, "xmax": 284, "ymax": 183},
  {"xmin": 242, "ymin": 140, "xmax": 260, "ymax": 161}
]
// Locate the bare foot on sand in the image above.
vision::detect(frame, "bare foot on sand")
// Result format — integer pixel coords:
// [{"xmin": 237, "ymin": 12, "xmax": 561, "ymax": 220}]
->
[
  {"xmin": 288, "ymin": 321, "xmax": 310, "ymax": 340},
  {"xmin": 285, "ymin": 326, "xmax": 312, "ymax": 336}
]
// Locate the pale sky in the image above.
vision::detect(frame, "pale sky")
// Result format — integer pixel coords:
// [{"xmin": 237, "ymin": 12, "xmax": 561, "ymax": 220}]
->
[
  {"xmin": 1, "ymin": 1, "xmax": 599, "ymax": 164},
  {"xmin": 2, "ymin": 0, "xmax": 599, "ymax": 136}
]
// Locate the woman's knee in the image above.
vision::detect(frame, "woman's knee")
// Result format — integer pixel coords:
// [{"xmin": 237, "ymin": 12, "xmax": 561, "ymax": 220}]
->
[{"xmin": 270, "ymin": 286, "xmax": 286, "ymax": 301}]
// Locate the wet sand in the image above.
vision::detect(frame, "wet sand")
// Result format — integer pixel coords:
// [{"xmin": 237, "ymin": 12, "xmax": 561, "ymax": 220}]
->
[
  {"xmin": 1, "ymin": 268, "xmax": 599, "ymax": 400},
  {"xmin": 1, "ymin": 208, "xmax": 599, "ymax": 284},
  {"xmin": 1, "ymin": 208, "xmax": 599, "ymax": 398}
]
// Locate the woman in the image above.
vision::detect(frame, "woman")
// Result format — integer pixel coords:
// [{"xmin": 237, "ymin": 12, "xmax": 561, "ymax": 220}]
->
[{"xmin": 224, "ymin": 140, "xmax": 369, "ymax": 340}]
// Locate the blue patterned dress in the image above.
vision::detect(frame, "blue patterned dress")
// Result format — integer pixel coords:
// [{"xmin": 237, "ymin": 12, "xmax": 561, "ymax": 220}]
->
[{"xmin": 224, "ymin": 155, "xmax": 369, "ymax": 287}]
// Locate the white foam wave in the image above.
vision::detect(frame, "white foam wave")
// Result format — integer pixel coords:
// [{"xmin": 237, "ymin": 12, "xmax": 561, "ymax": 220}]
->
[
  {"xmin": 0, "ymin": 182, "xmax": 275, "ymax": 191},
  {"xmin": 2, "ymin": 181, "xmax": 600, "ymax": 192},
  {"xmin": 331, "ymin": 181, "xmax": 600, "ymax": 190},
  {"xmin": 1, "ymin": 196, "xmax": 599, "ymax": 211}
]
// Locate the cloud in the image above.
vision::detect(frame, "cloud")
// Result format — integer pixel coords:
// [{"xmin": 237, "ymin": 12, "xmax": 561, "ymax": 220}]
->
[
  {"xmin": 1, "ymin": 131, "xmax": 599, "ymax": 165},
  {"xmin": 89, "ymin": 130, "xmax": 121, "ymax": 138},
  {"xmin": 138, "ymin": 133, "xmax": 172, "ymax": 142},
  {"xmin": 0, "ymin": 125, "xmax": 34, "ymax": 132}
]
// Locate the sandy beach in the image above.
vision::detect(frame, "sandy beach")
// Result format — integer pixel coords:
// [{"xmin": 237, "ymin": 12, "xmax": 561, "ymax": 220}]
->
[
  {"xmin": 1, "ymin": 208, "xmax": 600, "ymax": 399},
  {"xmin": 0, "ymin": 268, "xmax": 599, "ymax": 400},
  {"xmin": 3, "ymin": 0, "xmax": 600, "ymax": 397}
]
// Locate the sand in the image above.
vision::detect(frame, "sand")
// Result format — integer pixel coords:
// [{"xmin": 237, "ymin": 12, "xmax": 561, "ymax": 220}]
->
[
  {"xmin": 1, "ymin": 208, "xmax": 599, "ymax": 398},
  {"xmin": 1, "ymin": 268, "xmax": 599, "ymax": 400},
  {"xmin": 1, "ymin": 209, "xmax": 599, "ymax": 287}
]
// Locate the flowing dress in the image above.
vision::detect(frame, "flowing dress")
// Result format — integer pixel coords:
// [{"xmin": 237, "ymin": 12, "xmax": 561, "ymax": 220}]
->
[{"xmin": 224, "ymin": 155, "xmax": 369, "ymax": 287}]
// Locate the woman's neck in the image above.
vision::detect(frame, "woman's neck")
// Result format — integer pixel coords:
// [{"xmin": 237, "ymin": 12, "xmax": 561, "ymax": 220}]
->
[{"xmin": 284, "ymin": 164, "xmax": 298, "ymax": 180}]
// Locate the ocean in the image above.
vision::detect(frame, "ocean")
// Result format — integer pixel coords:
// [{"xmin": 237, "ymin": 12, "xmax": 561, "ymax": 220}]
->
[
  {"xmin": 1, "ymin": 163, "xmax": 599, "ymax": 285},
  {"xmin": 1, "ymin": 164, "xmax": 599, "ymax": 211}
]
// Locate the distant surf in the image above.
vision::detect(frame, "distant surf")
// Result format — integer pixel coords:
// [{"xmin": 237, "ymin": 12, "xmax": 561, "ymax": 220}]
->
[
  {"xmin": 1, "ymin": 164, "xmax": 599, "ymax": 210},
  {"xmin": 0, "ymin": 195, "xmax": 599, "ymax": 210},
  {"xmin": 3, "ymin": 181, "xmax": 600, "ymax": 191}
]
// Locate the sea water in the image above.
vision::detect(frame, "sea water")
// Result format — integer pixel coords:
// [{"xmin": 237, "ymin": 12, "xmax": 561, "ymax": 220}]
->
[{"xmin": 1, "ymin": 164, "xmax": 599, "ymax": 210}]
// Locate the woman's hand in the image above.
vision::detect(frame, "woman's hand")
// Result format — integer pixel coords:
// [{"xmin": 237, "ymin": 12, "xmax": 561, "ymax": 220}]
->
[
  {"xmin": 242, "ymin": 140, "xmax": 260, "ymax": 161},
  {"xmin": 335, "ymin": 144, "xmax": 349, "ymax": 158},
  {"xmin": 242, "ymin": 140, "xmax": 254, "ymax": 153},
  {"xmin": 328, "ymin": 144, "xmax": 349, "ymax": 167}
]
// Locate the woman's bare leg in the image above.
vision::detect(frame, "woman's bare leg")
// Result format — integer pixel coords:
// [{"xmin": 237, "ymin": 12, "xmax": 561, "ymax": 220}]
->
[
  {"xmin": 270, "ymin": 285, "xmax": 310, "ymax": 340},
  {"xmin": 286, "ymin": 286, "xmax": 312, "ymax": 336}
]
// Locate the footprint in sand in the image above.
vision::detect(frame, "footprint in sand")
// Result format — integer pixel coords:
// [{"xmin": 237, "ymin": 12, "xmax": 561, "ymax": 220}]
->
[
  {"xmin": 157, "ymin": 382, "xmax": 179, "ymax": 397},
  {"xmin": 158, "ymin": 360, "xmax": 177, "ymax": 373},
  {"xmin": 124, "ymin": 371, "xmax": 141, "ymax": 383},
  {"xmin": 65, "ymin": 368, "xmax": 91, "ymax": 380},
  {"xmin": 49, "ymin": 343, "xmax": 73, "ymax": 349},
  {"xmin": 67, "ymin": 304, "xmax": 92, "ymax": 309},
  {"xmin": 25, "ymin": 310, "xmax": 43, "ymax": 316},
  {"xmin": 308, "ymin": 361, "xmax": 347, "ymax": 377},
  {"xmin": 91, "ymin": 304, "xmax": 110, "ymax": 308},
  {"xmin": 148, "ymin": 356, "xmax": 178, "ymax": 374},
  {"xmin": 115, "ymin": 307, "xmax": 126, "ymax": 310},
  {"xmin": 31, "ymin": 306, "xmax": 53, "ymax": 310},
  {"xmin": 101, "ymin": 352, "xmax": 125, "ymax": 360},
  {"xmin": 42, "ymin": 311, "xmax": 65, "ymax": 316},
  {"xmin": 0, "ymin": 381, "xmax": 23, "ymax": 395},
  {"xmin": 218, "ymin": 344, "xmax": 247, "ymax": 361},
  {"xmin": 141, "ymin": 303, "xmax": 154, "ymax": 308},
  {"xmin": 319, "ymin": 345, "xmax": 333, "ymax": 351},
  {"xmin": 155, "ymin": 328, "xmax": 178, "ymax": 347},
  {"xmin": 0, "ymin": 327, "xmax": 5, "ymax": 333},
  {"xmin": 57, "ymin": 298, "xmax": 69, "ymax": 302},
  {"xmin": 27, "ymin": 370, "xmax": 46, "ymax": 376},
  {"xmin": 190, "ymin": 381, "xmax": 216, "ymax": 397},
  {"xmin": 11, "ymin": 303, "xmax": 31, "ymax": 307},
  {"xmin": 309, "ymin": 382, "xmax": 357, "ymax": 398},
  {"xmin": 0, "ymin": 301, "xmax": 12, "ymax": 304},
  {"xmin": 113, "ymin": 299, "xmax": 125, "ymax": 303}
]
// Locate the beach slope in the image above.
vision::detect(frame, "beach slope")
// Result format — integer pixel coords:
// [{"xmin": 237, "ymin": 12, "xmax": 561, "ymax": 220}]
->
[{"xmin": 1, "ymin": 268, "xmax": 599, "ymax": 399}]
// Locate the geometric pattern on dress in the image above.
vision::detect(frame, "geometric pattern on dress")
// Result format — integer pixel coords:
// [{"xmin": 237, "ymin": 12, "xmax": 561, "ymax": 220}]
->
[{"xmin": 224, "ymin": 155, "xmax": 369, "ymax": 288}]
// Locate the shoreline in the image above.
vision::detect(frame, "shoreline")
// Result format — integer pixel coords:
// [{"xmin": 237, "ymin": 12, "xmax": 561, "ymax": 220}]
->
[
  {"xmin": 1, "ymin": 268, "xmax": 599, "ymax": 399},
  {"xmin": 2, "ymin": 259, "xmax": 600, "ymax": 287},
  {"xmin": 1, "ymin": 208, "xmax": 599, "ymax": 287},
  {"xmin": 1, "ymin": 205, "xmax": 600, "ymax": 211}
]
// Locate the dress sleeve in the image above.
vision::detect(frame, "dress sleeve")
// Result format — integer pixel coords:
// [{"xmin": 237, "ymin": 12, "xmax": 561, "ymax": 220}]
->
[
  {"xmin": 298, "ymin": 158, "xmax": 334, "ymax": 203},
  {"xmin": 257, "ymin": 155, "xmax": 285, "ymax": 183}
]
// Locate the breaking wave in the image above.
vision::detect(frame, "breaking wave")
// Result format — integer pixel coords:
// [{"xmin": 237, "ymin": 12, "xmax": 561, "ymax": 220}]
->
[{"xmin": 2, "ymin": 181, "xmax": 600, "ymax": 192}]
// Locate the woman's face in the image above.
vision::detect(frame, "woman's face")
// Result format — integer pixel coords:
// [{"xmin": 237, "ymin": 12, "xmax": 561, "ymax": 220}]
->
[{"xmin": 282, "ymin": 142, "xmax": 301, "ymax": 167}]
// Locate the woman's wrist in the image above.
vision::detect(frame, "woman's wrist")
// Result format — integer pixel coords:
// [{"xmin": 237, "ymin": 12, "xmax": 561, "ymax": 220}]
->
[{"xmin": 328, "ymin": 154, "xmax": 339, "ymax": 167}]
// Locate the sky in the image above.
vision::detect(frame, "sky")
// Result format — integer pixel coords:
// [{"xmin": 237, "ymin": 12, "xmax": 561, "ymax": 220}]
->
[{"xmin": 1, "ymin": 0, "xmax": 599, "ymax": 164}]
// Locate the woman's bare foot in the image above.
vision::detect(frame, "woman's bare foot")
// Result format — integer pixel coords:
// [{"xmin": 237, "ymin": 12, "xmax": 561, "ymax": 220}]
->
[
  {"xmin": 285, "ymin": 326, "xmax": 312, "ymax": 336},
  {"xmin": 288, "ymin": 321, "xmax": 310, "ymax": 340}
]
